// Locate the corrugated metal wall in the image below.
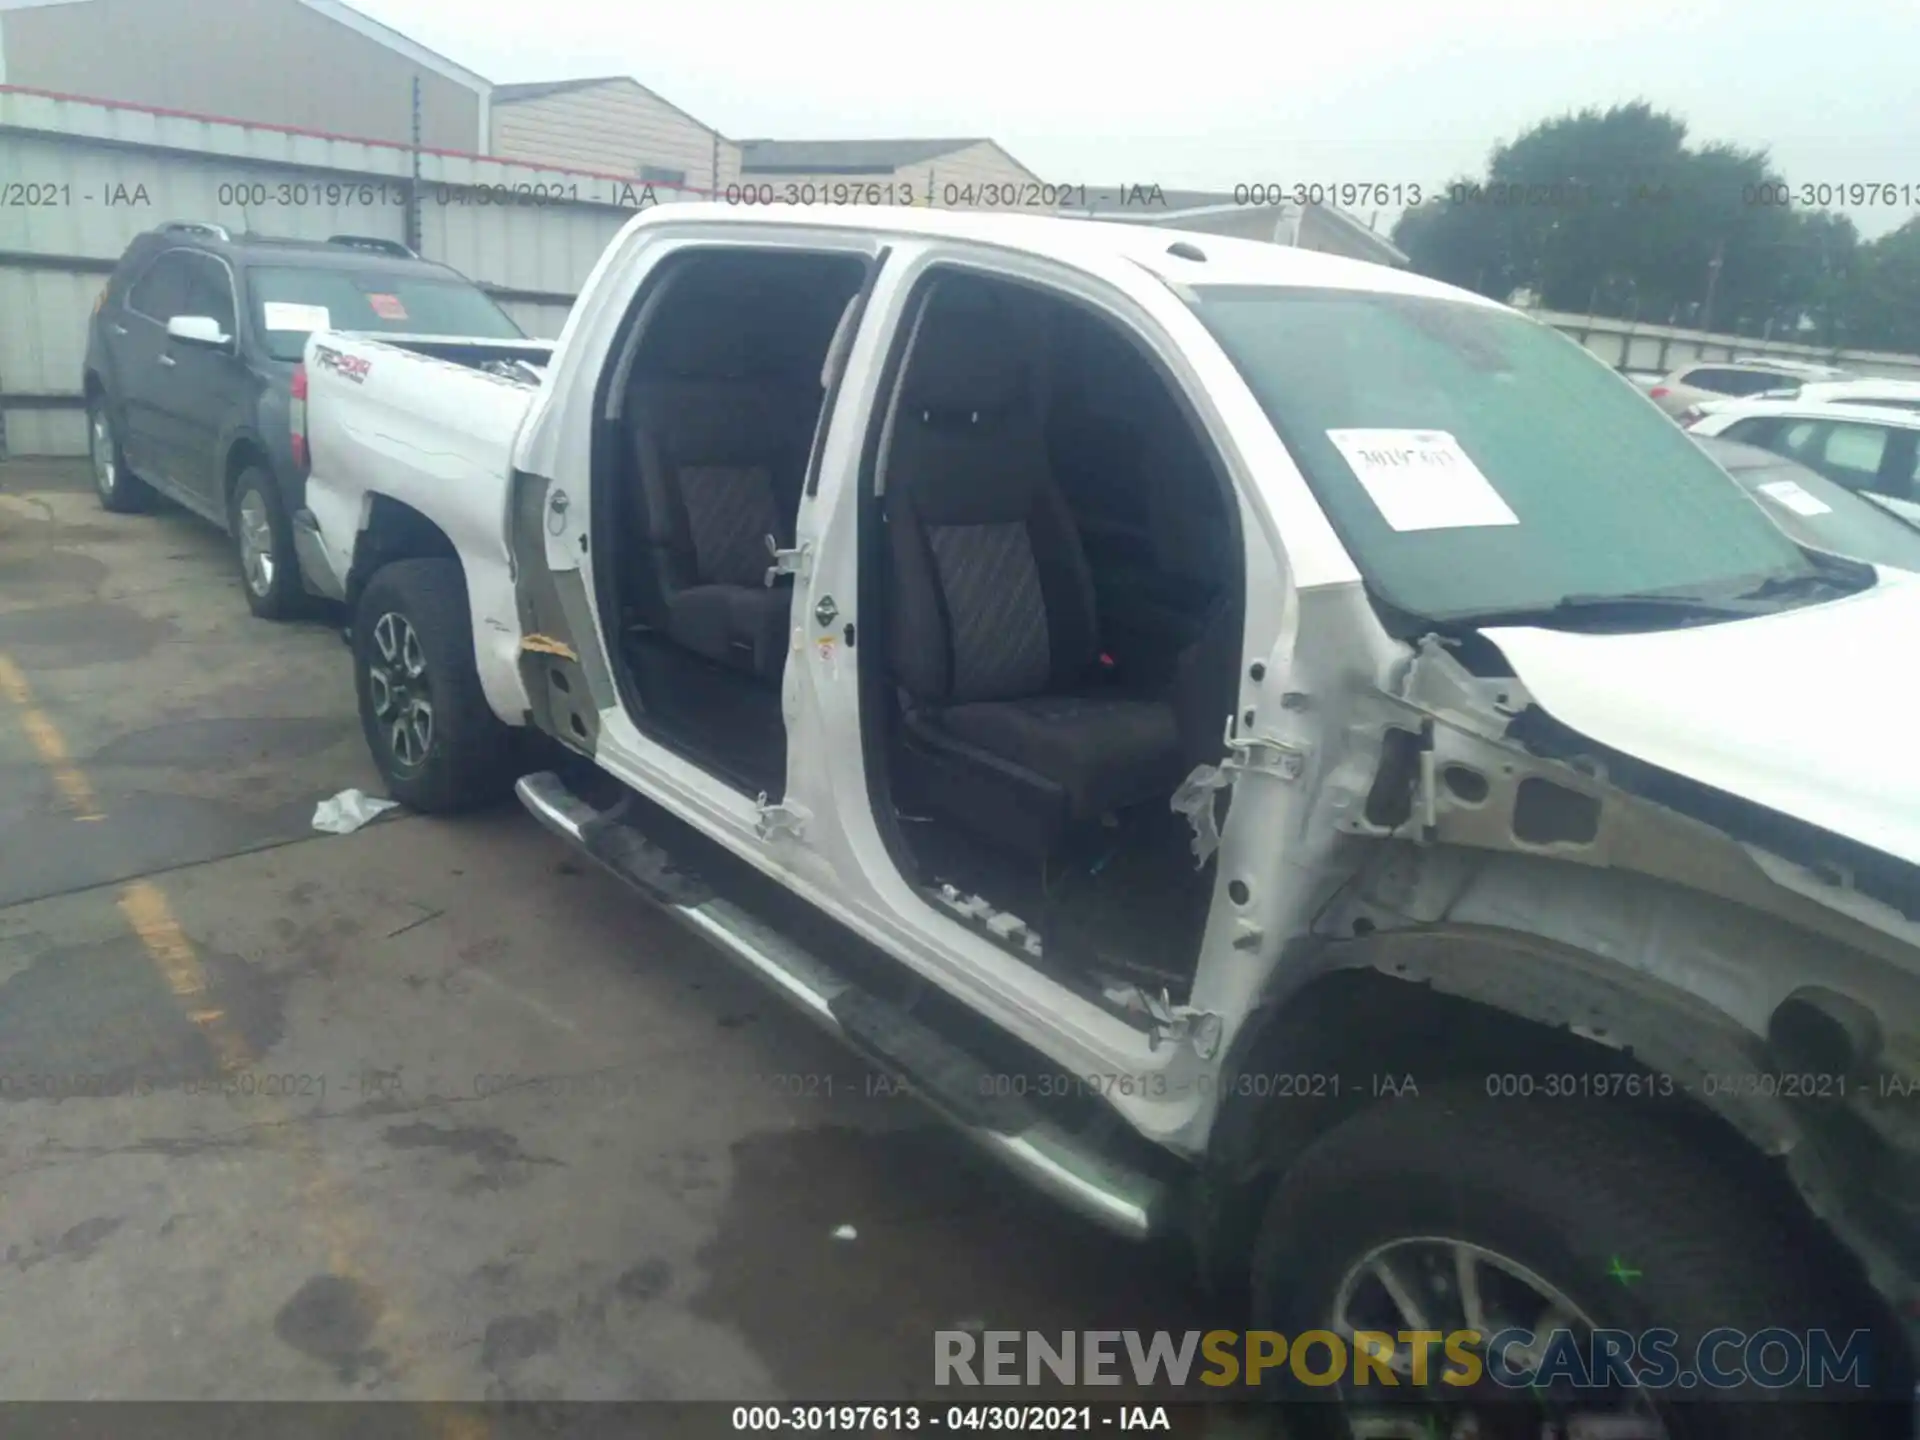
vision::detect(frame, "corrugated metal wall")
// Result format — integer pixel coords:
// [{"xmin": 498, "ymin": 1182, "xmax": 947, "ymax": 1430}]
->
[
  {"xmin": 0, "ymin": 87, "xmax": 688, "ymax": 456},
  {"xmin": 13, "ymin": 86, "xmax": 1919, "ymax": 457}
]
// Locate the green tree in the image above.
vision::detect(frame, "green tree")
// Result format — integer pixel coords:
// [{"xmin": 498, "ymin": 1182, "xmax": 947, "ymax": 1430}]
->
[
  {"xmin": 1395, "ymin": 102, "xmax": 1878, "ymax": 344},
  {"xmin": 1842, "ymin": 219, "xmax": 1920, "ymax": 351}
]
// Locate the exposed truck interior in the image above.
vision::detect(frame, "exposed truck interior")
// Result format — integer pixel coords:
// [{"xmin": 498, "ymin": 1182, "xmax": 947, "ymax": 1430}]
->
[
  {"xmin": 597, "ymin": 248, "xmax": 869, "ymax": 796},
  {"xmin": 861, "ymin": 271, "xmax": 1242, "ymax": 997},
  {"xmin": 597, "ymin": 251, "xmax": 1241, "ymax": 998}
]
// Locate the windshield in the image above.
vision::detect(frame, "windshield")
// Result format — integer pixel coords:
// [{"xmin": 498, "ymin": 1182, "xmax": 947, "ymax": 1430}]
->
[
  {"xmin": 247, "ymin": 264, "xmax": 523, "ymax": 361},
  {"xmin": 1715, "ymin": 453, "xmax": 1920, "ymax": 573},
  {"xmin": 1192, "ymin": 287, "xmax": 1832, "ymax": 624}
]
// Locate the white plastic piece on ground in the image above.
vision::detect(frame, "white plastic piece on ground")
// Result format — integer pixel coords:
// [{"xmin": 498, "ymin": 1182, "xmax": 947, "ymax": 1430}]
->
[
  {"xmin": 312, "ymin": 788, "xmax": 399, "ymax": 835},
  {"xmin": 832, "ymin": 1224, "xmax": 857, "ymax": 1241}
]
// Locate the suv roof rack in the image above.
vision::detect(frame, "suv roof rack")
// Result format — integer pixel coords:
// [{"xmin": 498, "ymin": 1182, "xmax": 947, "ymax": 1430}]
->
[
  {"xmin": 159, "ymin": 220, "xmax": 232, "ymax": 243},
  {"xmin": 326, "ymin": 234, "xmax": 419, "ymax": 259}
]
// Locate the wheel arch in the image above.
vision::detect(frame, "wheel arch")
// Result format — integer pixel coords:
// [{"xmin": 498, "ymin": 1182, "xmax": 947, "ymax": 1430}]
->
[
  {"xmin": 346, "ymin": 493, "xmax": 463, "ymax": 615},
  {"xmin": 221, "ymin": 434, "xmax": 274, "ymax": 514},
  {"xmin": 1195, "ymin": 933, "xmax": 1909, "ymax": 1348}
]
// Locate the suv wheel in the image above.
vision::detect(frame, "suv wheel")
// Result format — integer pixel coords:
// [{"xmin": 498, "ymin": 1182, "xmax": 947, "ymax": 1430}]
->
[
  {"xmin": 352, "ymin": 559, "xmax": 513, "ymax": 814},
  {"xmin": 1252, "ymin": 1086, "xmax": 1903, "ymax": 1439},
  {"xmin": 229, "ymin": 466, "xmax": 303, "ymax": 620},
  {"xmin": 88, "ymin": 397, "xmax": 153, "ymax": 513}
]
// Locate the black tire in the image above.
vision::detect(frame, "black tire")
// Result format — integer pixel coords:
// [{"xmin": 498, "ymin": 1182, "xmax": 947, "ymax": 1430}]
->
[
  {"xmin": 87, "ymin": 394, "xmax": 153, "ymax": 514},
  {"xmin": 229, "ymin": 466, "xmax": 306, "ymax": 620},
  {"xmin": 352, "ymin": 559, "xmax": 513, "ymax": 813},
  {"xmin": 1251, "ymin": 1086, "xmax": 1905, "ymax": 1440}
]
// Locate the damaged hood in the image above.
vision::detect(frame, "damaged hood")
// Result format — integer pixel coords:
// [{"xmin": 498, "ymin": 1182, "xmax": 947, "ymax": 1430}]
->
[{"xmin": 1481, "ymin": 569, "xmax": 1920, "ymax": 868}]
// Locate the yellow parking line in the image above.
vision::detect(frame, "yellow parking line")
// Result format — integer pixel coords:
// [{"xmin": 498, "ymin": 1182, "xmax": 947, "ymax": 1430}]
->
[
  {"xmin": 0, "ymin": 653, "xmax": 104, "ymax": 820},
  {"xmin": 117, "ymin": 883, "xmax": 484, "ymax": 1427},
  {"xmin": 0, "ymin": 647, "xmax": 480, "ymax": 1424}
]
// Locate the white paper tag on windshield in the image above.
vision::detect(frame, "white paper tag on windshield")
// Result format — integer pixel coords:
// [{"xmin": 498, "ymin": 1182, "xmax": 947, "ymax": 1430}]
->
[
  {"xmin": 1326, "ymin": 428, "xmax": 1520, "ymax": 532},
  {"xmin": 1757, "ymin": 479, "xmax": 1832, "ymax": 517},
  {"xmin": 262, "ymin": 301, "xmax": 331, "ymax": 332}
]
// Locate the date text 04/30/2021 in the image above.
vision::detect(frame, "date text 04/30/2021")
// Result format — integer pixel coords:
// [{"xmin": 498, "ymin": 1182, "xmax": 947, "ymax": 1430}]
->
[{"xmin": 730, "ymin": 1404, "xmax": 1177, "ymax": 1432}]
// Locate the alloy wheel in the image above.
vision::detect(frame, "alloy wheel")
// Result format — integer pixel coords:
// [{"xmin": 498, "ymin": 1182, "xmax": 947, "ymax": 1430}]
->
[
  {"xmin": 237, "ymin": 488, "xmax": 276, "ymax": 598},
  {"xmin": 91, "ymin": 409, "xmax": 116, "ymax": 499},
  {"xmin": 1328, "ymin": 1235, "xmax": 1669, "ymax": 1439},
  {"xmin": 367, "ymin": 611, "xmax": 434, "ymax": 770}
]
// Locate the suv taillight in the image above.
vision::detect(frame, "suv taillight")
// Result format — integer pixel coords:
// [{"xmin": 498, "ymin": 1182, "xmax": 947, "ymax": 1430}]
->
[
  {"xmin": 289, "ymin": 363, "xmax": 309, "ymax": 470},
  {"xmin": 1648, "ymin": 386, "xmax": 1670, "ymax": 400}
]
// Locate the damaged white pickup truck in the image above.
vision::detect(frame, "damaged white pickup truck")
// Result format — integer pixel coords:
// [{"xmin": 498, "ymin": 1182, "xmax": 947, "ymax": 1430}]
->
[{"xmin": 298, "ymin": 204, "xmax": 1919, "ymax": 1435}]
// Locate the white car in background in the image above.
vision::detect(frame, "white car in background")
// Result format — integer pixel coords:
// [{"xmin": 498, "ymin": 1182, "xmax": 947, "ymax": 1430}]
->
[
  {"xmin": 1645, "ymin": 357, "xmax": 1851, "ymax": 418},
  {"xmin": 1686, "ymin": 399, "xmax": 1920, "ymax": 503},
  {"xmin": 1693, "ymin": 434, "xmax": 1920, "ymax": 571},
  {"xmin": 1681, "ymin": 377, "xmax": 1920, "ymax": 427}
]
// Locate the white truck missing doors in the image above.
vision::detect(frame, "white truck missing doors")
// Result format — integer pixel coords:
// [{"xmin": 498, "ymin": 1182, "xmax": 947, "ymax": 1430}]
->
[{"xmin": 297, "ymin": 203, "xmax": 1920, "ymax": 1435}]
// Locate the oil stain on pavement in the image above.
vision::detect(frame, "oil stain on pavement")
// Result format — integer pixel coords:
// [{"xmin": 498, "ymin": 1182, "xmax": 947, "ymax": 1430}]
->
[
  {"xmin": 0, "ymin": 599, "xmax": 174, "ymax": 669},
  {"xmin": 382, "ymin": 1120, "xmax": 565, "ymax": 1196},
  {"xmin": 0, "ymin": 932, "xmax": 292, "ymax": 1097},
  {"xmin": 274, "ymin": 1273, "xmax": 390, "ymax": 1384}
]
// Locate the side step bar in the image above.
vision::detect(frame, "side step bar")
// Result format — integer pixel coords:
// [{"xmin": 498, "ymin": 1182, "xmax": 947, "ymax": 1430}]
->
[{"xmin": 515, "ymin": 771, "xmax": 1169, "ymax": 1242}]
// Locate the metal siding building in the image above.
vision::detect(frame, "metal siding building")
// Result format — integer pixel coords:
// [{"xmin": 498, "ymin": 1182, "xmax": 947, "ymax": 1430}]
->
[
  {"xmin": 0, "ymin": 88, "xmax": 688, "ymax": 456},
  {"xmin": 736, "ymin": 138, "xmax": 1046, "ymax": 206},
  {"xmin": 0, "ymin": 0, "xmax": 490, "ymax": 152},
  {"xmin": 490, "ymin": 77, "xmax": 740, "ymax": 198}
]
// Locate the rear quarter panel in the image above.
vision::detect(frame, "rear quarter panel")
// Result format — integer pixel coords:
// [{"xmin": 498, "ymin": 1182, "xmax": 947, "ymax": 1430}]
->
[{"xmin": 302, "ymin": 334, "xmax": 540, "ymax": 726}]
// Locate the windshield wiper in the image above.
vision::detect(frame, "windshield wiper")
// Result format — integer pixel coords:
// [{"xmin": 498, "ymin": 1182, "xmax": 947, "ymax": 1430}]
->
[
  {"xmin": 1734, "ymin": 570, "xmax": 1852, "ymax": 602},
  {"xmin": 1438, "ymin": 590, "xmax": 1767, "ymax": 633}
]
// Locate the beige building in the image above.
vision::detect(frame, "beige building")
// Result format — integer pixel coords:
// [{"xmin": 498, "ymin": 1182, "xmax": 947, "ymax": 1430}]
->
[
  {"xmin": 1068, "ymin": 187, "xmax": 1408, "ymax": 267},
  {"xmin": 735, "ymin": 138, "xmax": 1045, "ymax": 207},
  {"xmin": 0, "ymin": 0, "xmax": 490, "ymax": 152},
  {"xmin": 490, "ymin": 76, "xmax": 740, "ymax": 196}
]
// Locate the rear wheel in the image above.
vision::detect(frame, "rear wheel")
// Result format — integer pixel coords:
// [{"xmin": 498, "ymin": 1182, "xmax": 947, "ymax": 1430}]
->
[
  {"xmin": 352, "ymin": 559, "xmax": 513, "ymax": 813},
  {"xmin": 88, "ymin": 396, "xmax": 153, "ymax": 514},
  {"xmin": 1251, "ymin": 1086, "xmax": 1904, "ymax": 1440},
  {"xmin": 229, "ymin": 466, "xmax": 304, "ymax": 620}
]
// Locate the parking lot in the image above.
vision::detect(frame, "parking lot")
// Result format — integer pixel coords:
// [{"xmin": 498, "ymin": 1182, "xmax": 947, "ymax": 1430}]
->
[{"xmin": 0, "ymin": 457, "xmax": 1202, "ymax": 1404}]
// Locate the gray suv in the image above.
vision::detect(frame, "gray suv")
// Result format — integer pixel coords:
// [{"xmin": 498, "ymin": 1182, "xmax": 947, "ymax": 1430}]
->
[{"xmin": 81, "ymin": 222, "xmax": 524, "ymax": 618}]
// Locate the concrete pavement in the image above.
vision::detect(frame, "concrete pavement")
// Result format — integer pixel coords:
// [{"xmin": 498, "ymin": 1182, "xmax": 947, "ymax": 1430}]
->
[{"xmin": 0, "ymin": 459, "xmax": 1204, "ymax": 1406}]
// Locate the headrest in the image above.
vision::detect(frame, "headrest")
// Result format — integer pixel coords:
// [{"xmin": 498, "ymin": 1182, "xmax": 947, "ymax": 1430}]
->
[
  {"xmin": 645, "ymin": 304, "xmax": 753, "ymax": 380},
  {"xmin": 900, "ymin": 280, "xmax": 1029, "ymax": 416}
]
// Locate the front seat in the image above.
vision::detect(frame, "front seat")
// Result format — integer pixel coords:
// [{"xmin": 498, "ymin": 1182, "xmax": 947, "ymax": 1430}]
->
[
  {"xmin": 882, "ymin": 279, "xmax": 1185, "ymax": 855},
  {"xmin": 624, "ymin": 285, "xmax": 815, "ymax": 680}
]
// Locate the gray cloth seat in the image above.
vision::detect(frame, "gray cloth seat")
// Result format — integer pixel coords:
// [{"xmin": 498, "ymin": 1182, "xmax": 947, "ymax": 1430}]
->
[
  {"xmin": 625, "ymin": 290, "xmax": 816, "ymax": 679},
  {"xmin": 882, "ymin": 279, "xmax": 1183, "ymax": 852}
]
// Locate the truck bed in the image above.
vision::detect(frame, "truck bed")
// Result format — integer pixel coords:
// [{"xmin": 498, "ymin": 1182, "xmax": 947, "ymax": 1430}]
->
[{"xmin": 301, "ymin": 329, "xmax": 549, "ymax": 728}]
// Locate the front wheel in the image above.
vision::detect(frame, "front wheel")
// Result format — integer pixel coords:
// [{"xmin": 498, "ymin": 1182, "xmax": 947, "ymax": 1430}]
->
[
  {"xmin": 352, "ymin": 559, "xmax": 513, "ymax": 813},
  {"xmin": 1251, "ymin": 1087, "xmax": 1905, "ymax": 1440},
  {"xmin": 88, "ymin": 396, "xmax": 153, "ymax": 514}
]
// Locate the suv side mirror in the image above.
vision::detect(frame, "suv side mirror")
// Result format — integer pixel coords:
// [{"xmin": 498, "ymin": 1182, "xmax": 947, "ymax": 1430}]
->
[{"xmin": 166, "ymin": 314, "xmax": 232, "ymax": 349}]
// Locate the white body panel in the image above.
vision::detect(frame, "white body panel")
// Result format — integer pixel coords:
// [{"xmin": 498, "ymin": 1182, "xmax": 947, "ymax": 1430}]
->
[
  {"xmin": 301, "ymin": 332, "xmax": 548, "ymax": 726},
  {"xmin": 307, "ymin": 203, "xmax": 1920, "ymax": 1171},
  {"xmin": 1687, "ymin": 398, "xmax": 1920, "ymax": 438},
  {"xmin": 1485, "ymin": 567, "xmax": 1920, "ymax": 868}
]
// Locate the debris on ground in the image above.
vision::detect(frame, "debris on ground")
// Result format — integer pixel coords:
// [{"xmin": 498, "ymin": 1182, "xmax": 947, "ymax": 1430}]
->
[{"xmin": 312, "ymin": 788, "xmax": 399, "ymax": 835}]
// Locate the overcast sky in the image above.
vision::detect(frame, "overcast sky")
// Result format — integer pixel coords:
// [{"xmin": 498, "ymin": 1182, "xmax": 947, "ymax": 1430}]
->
[{"xmin": 360, "ymin": 0, "xmax": 1918, "ymax": 240}]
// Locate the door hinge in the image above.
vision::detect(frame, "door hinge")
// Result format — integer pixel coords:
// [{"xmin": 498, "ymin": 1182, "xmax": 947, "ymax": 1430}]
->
[
  {"xmin": 764, "ymin": 536, "xmax": 811, "ymax": 586},
  {"xmin": 754, "ymin": 793, "xmax": 810, "ymax": 842},
  {"xmin": 1141, "ymin": 989, "xmax": 1224, "ymax": 1059},
  {"xmin": 1220, "ymin": 715, "xmax": 1308, "ymax": 781}
]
